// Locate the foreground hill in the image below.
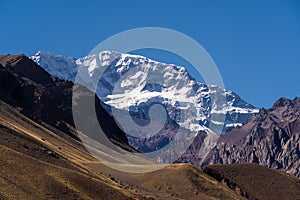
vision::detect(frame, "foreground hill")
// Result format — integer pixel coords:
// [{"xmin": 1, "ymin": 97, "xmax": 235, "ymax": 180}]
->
[
  {"xmin": 0, "ymin": 102, "xmax": 298, "ymax": 199},
  {"xmin": 0, "ymin": 100, "xmax": 138, "ymax": 199},
  {"xmin": 204, "ymin": 163, "xmax": 300, "ymax": 200},
  {"xmin": 0, "ymin": 99, "xmax": 244, "ymax": 199}
]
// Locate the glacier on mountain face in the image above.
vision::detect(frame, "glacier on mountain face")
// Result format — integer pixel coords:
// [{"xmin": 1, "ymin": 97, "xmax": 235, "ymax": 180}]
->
[{"xmin": 31, "ymin": 51, "xmax": 259, "ymax": 162}]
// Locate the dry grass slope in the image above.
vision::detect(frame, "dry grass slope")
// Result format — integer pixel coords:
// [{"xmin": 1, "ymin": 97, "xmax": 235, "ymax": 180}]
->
[
  {"xmin": 0, "ymin": 100, "xmax": 244, "ymax": 199},
  {"xmin": 0, "ymin": 100, "xmax": 143, "ymax": 200},
  {"xmin": 204, "ymin": 163, "xmax": 300, "ymax": 200}
]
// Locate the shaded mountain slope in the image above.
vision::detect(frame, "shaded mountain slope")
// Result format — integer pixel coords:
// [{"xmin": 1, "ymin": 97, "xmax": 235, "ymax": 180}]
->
[
  {"xmin": 204, "ymin": 163, "xmax": 300, "ymax": 200},
  {"xmin": 86, "ymin": 162, "xmax": 245, "ymax": 200},
  {"xmin": 0, "ymin": 100, "xmax": 139, "ymax": 200},
  {"xmin": 0, "ymin": 54, "xmax": 130, "ymax": 148}
]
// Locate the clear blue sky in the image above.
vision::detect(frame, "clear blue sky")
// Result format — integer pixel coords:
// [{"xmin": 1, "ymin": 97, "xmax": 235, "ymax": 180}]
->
[{"xmin": 0, "ymin": 0, "xmax": 299, "ymax": 108}]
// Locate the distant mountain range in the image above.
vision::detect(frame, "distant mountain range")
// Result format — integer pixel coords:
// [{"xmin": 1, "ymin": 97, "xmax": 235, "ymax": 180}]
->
[{"xmin": 0, "ymin": 53, "xmax": 299, "ymax": 199}]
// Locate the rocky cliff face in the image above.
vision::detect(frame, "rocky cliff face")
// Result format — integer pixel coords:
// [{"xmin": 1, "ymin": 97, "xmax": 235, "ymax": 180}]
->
[{"xmin": 203, "ymin": 97, "xmax": 300, "ymax": 178}]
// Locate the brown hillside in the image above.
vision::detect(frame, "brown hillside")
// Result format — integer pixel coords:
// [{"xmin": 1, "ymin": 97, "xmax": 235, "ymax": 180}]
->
[{"xmin": 204, "ymin": 163, "xmax": 300, "ymax": 200}]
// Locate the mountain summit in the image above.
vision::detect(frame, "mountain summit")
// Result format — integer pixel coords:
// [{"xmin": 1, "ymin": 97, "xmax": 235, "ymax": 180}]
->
[
  {"xmin": 31, "ymin": 51, "xmax": 258, "ymax": 163},
  {"xmin": 31, "ymin": 51, "xmax": 258, "ymax": 130}
]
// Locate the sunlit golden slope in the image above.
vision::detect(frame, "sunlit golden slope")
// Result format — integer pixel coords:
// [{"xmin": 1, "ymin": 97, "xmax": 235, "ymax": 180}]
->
[
  {"xmin": 0, "ymin": 100, "xmax": 246, "ymax": 200},
  {"xmin": 1, "ymin": 90, "xmax": 300, "ymax": 200}
]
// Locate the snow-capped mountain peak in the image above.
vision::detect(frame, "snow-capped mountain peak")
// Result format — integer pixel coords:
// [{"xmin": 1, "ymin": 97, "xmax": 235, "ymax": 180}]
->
[
  {"xmin": 31, "ymin": 51, "xmax": 78, "ymax": 81},
  {"xmin": 31, "ymin": 51, "xmax": 259, "ymax": 157}
]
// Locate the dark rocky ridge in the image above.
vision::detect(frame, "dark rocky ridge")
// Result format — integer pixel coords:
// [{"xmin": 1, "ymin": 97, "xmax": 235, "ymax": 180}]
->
[
  {"xmin": 0, "ymin": 54, "xmax": 130, "ymax": 149},
  {"xmin": 203, "ymin": 97, "xmax": 300, "ymax": 178}
]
